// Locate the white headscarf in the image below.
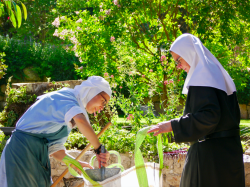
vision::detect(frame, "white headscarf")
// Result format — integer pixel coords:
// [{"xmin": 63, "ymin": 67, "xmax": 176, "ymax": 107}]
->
[
  {"xmin": 170, "ymin": 33, "xmax": 236, "ymax": 95},
  {"xmin": 73, "ymin": 76, "xmax": 112, "ymax": 110}
]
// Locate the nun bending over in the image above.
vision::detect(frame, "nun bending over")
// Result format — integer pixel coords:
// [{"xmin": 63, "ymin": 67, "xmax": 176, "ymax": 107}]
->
[
  {"xmin": 0, "ymin": 76, "xmax": 111, "ymax": 187},
  {"xmin": 148, "ymin": 34, "xmax": 245, "ymax": 187}
]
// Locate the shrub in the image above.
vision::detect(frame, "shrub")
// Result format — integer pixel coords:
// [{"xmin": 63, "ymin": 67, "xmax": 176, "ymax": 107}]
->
[
  {"xmin": 0, "ymin": 78, "xmax": 74, "ymax": 127},
  {"xmin": 65, "ymin": 124, "xmax": 189, "ymax": 161},
  {"xmin": 0, "ymin": 52, "xmax": 7, "ymax": 79},
  {"xmin": 0, "ymin": 130, "xmax": 10, "ymax": 159},
  {"xmin": 0, "ymin": 78, "xmax": 112, "ymax": 128},
  {"xmin": 0, "ymin": 36, "xmax": 81, "ymax": 85},
  {"xmin": 0, "ymin": 79, "xmax": 37, "ymax": 127}
]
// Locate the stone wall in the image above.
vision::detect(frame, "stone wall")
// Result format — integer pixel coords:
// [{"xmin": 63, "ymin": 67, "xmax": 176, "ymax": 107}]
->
[
  {"xmin": 2, "ymin": 79, "xmax": 249, "ymax": 118},
  {"xmin": 50, "ymin": 150, "xmax": 250, "ymax": 187},
  {"xmin": 0, "ymin": 66, "xmax": 44, "ymax": 109}
]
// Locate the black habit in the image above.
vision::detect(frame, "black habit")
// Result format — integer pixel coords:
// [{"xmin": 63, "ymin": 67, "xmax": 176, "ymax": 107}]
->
[{"xmin": 171, "ymin": 86, "xmax": 245, "ymax": 187}]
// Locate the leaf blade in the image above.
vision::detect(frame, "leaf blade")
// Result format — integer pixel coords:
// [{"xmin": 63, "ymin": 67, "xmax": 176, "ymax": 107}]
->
[
  {"xmin": 9, "ymin": 9, "xmax": 17, "ymax": 28},
  {"xmin": 15, "ymin": 4, "xmax": 22, "ymax": 28},
  {"xmin": 21, "ymin": 2, "xmax": 27, "ymax": 20}
]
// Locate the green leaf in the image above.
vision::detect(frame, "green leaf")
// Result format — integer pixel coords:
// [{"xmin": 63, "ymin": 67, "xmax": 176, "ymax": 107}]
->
[
  {"xmin": 11, "ymin": 1, "xmax": 17, "ymax": 12},
  {"xmin": 12, "ymin": 2, "xmax": 22, "ymax": 28},
  {"xmin": 134, "ymin": 126, "xmax": 163, "ymax": 186},
  {"xmin": 15, "ymin": 5, "xmax": 22, "ymax": 28},
  {"xmin": 0, "ymin": 3, "xmax": 4, "ymax": 17},
  {"xmin": 4, "ymin": 1, "xmax": 11, "ymax": 13},
  {"xmin": 157, "ymin": 134, "xmax": 163, "ymax": 176},
  {"xmin": 4, "ymin": 1, "xmax": 16, "ymax": 28},
  {"xmin": 89, "ymin": 154, "xmax": 96, "ymax": 167},
  {"xmin": 9, "ymin": 9, "xmax": 17, "ymax": 28},
  {"xmin": 62, "ymin": 155, "xmax": 101, "ymax": 186},
  {"xmin": 21, "ymin": 2, "xmax": 27, "ymax": 20},
  {"xmin": 134, "ymin": 126, "xmax": 150, "ymax": 187}
]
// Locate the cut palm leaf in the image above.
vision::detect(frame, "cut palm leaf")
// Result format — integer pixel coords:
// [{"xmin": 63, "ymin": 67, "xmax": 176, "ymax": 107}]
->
[
  {"xmin": 62, "ymin": 155, "xmax": 101, "ymax": 187},
  {"xmin": 157, "ymin": 134, "xmax": 163, "ymax": 176},
  {"xmin": 134, "ymin": 126, "xmax": 163, "ymax": 187},
  {"xmin": 134, "ymin": 126, "xmax": 150, "ymax": 187}
]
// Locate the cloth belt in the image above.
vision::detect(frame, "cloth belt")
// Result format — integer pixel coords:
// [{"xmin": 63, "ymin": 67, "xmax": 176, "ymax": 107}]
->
[{"xmin": 190, "ymin": 129, "xmax": 240, "ymax": 145}]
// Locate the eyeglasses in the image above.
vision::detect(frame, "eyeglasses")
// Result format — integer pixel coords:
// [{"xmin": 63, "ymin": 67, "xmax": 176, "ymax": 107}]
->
[
  {"xmin": 174, "ymin": 56, "xmax": 183, "ymax": 66},
  {"xmin": 99, "ymin": 93, "xmax": 107, "ymax": 107}
]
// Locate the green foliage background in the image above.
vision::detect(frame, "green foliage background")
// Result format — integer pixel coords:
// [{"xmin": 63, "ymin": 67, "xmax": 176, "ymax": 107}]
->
[
  {"xmin": 0, "ymin": 36, "xmax": 81, "ymax": 85},
  {"xmin": 51, "ymin": 0, "xmax": 250, "ymax": 104},
  {"xmin": 0, "ymin": 0, "xmax": 249, "ymax": 103},
  {"xmin": 0, "ymin": 0, "xmax": 250, "ymax": 158}
]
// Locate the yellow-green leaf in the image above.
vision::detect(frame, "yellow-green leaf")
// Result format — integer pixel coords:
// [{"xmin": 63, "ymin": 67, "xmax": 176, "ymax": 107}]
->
[
  {"xmin": 15, "ymin": 5, "xmax": 22, "ymax": 28},
  {"xmin": 9, "ymin": 10, "xmax": 16, "ymax": 28},
  {"xmin": 4, "ymin": 1, "xmax": 16, "ymax": 28},
  {"xmin": 157, "ymin": 134, "xmax": 163, "ymax": 176},
  {"xmin": 21, "ymin": 2, "xmax": 27, "ymax": 20},
  {"xmin": 11, "ymin": 2, "xmax": 22, "ymax": 28},
  {"xmin": 62, "ymin": 155, "xmax": 101, "ymax": 187}
]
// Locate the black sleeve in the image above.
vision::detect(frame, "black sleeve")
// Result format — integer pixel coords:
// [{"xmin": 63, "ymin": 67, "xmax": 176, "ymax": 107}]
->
[{"xmin": 171, "ymin": 86, "xmax": 221, "ymax": 143}]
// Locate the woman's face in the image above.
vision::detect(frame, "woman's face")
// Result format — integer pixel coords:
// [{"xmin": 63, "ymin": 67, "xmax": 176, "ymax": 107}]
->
[
  {"xmin": 86, "ymin": 92, "xmax": 110, "ymax": 114},
  {"xmin": 171, "ymin": 52, "xmax": 190, "ymax": 73}
]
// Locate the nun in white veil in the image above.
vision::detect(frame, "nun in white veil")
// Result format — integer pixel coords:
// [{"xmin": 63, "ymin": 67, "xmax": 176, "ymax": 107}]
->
[
  {"xmin": 148, "ymin": 34, "xmax": 245, "ymax": 187},
  {"xmin": 0, "ymin": 76, "xmax": 112, "ymax": 187}
]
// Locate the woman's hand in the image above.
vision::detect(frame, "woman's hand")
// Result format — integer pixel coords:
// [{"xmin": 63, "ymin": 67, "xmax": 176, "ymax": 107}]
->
[
  {"xmin": 78, "ymin": 160, "xmax": 93, "ymax": 169},
  {"xmin": 96, "ymin": 150, "xmax": 110, "ymax": 168},
  {"xmin": 72, "ymin": 161, "xmax": 93, "ymax": 174},
  {"xmin": 147, "ymin": 121, "xmax": 173, "ymax": 136}
]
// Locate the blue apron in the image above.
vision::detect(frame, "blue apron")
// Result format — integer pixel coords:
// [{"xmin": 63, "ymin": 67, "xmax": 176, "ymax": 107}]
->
[{"xmin": 5, "ymin": 126, "xmax": 68, "ymax": 187}]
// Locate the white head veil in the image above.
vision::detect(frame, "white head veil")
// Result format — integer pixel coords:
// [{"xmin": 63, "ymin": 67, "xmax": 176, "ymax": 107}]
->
[
  {"xmin": 73, "ymin": 76, "xmax": 112, "ymax": 110},
  {"xmin": 170, "ymin": 33, "xmax": 236, "ymax": 95}
]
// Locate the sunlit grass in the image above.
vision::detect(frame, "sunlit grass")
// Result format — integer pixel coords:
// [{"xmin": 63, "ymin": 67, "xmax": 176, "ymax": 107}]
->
[
  {"xmin": 115, "ymin": 117, "xmax": 161, "ymax": 125},
  {"xmin": 240, "ymin": 119, "xmax": 250, "ymax": 127},
  {"xmin": 239, "ymin": 120, "xmax": 250, "ymax": 143},
  {"xmin": 116, "ymin": 118, "xmax": 250, "ymax": 127}
]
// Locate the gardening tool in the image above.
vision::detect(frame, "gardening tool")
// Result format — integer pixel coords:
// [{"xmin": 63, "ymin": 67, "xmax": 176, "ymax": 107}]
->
[
  {"xmin": 51, "ymin": 122, "xmax": 112, "ymax": 187},
  {"xmin": 101, "ymin": 145, "xmax": 106, "ymax": 181},
  {"xmin": 85, "ymin": 149, "xmax": 123, "ymax": 182}
]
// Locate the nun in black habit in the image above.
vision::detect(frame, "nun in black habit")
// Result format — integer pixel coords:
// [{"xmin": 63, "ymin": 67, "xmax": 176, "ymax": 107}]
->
[{"xmin": 148, "ymin": 33, "xmax": 245, "ymax": 187}]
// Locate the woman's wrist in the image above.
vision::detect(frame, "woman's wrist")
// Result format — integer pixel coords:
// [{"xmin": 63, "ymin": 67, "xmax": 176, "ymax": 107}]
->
[
  {"xmin": 169, "ymin": 121, "xmax": 173, "ymax": 131},
  {"xmin": 94, "ymin": 144, "xmax": 102, "ymax": 154},
  {"xmin": 93, "ymin": 142, "xmax": 101, "ymax": 150}
]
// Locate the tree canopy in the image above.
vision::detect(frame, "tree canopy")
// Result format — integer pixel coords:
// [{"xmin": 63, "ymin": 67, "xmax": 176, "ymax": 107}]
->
[
  {"xmin": 51, "ymin": 0, "xmax": 249, "ymax": 100},
  {"xmin": 1, "ymin": 0, "xmax": 250, "ymax": 104}
]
